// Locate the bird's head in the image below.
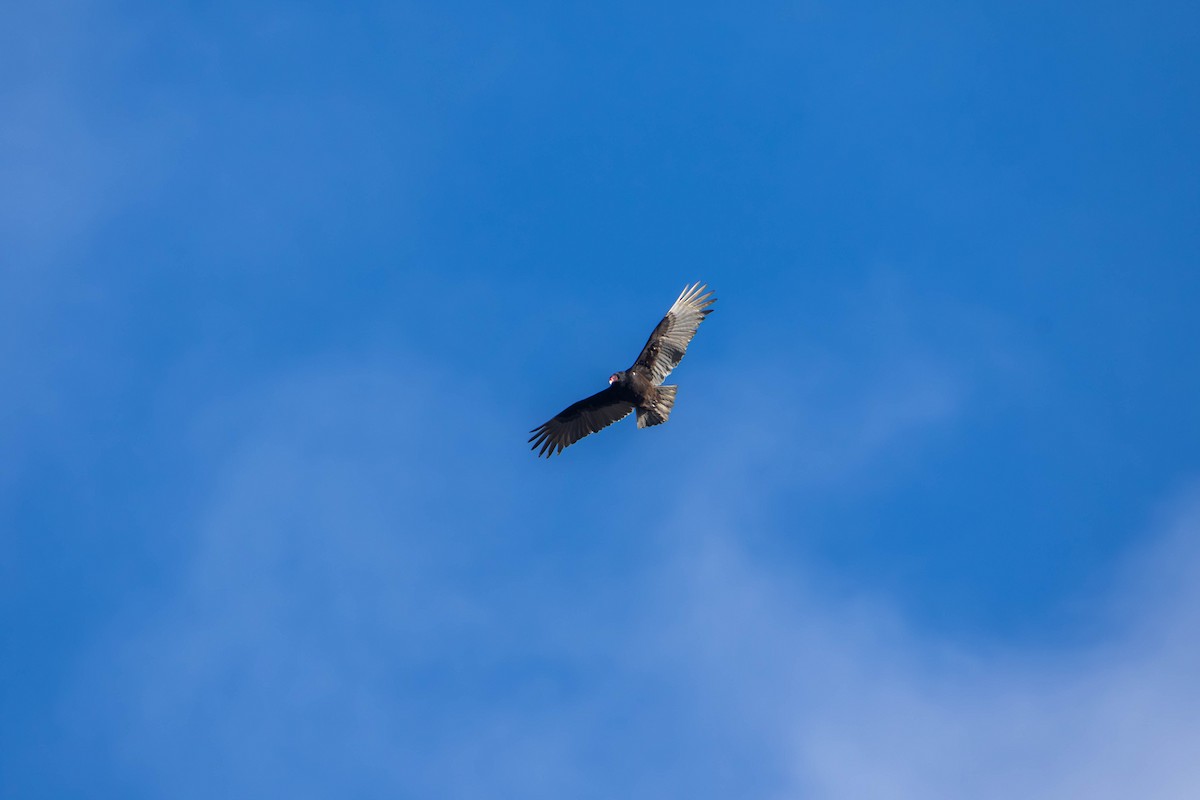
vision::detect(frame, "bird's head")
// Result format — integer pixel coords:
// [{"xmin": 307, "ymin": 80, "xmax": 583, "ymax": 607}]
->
[{"xmin": 608, "ymin": 371, "xmax": 624, "ymax": 386}]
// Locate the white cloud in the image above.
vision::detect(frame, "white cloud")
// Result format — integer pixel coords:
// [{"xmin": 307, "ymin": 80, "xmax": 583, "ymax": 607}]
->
[
  {"xmin": 65, "ymin": 340, "xmax": 1200, "ymax": 799},
  {"xmin": 651, "ymin": 486, "xmax": 1200, "ymax": 800}
]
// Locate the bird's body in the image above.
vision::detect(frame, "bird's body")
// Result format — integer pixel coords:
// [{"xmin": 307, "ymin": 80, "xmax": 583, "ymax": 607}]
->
[
  {"xmin": 529, "ymin": 283, "xmax": 715, "ymax": 457},
  {"xmin": 608, "ymin": 369, "xmax": 676, "ymax": 428}
]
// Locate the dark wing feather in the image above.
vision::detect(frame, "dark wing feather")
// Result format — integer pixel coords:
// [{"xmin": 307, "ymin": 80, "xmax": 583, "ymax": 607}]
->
[
  {"xmin": 632, "ymin": 282, "xmax": 716, "ymax": 385},
  {"xmin": 528, "ymin": 386, "xmax": 634, "ymax": 458}
]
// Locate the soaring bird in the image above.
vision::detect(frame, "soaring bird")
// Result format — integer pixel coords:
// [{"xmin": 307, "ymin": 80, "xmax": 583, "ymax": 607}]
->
[{"xmin": 529, "ymin": 282, "xmax": 715, "ymax": 458}]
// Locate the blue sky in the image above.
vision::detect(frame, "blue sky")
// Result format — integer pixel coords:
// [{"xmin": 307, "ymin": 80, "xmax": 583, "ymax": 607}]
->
[{"xmin": 4, "ymin": 1, "xmax": 1200, "ymax": 797}]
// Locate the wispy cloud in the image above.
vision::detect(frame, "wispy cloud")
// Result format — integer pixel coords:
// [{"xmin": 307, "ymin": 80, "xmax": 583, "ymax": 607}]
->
[
  {"xmin": 651, "ymin": 484, "xmax": 1200, "ymax": 799},
  {"xmin": 64, "ymin": 338, "xmax": 1200, "ymax": 798}
]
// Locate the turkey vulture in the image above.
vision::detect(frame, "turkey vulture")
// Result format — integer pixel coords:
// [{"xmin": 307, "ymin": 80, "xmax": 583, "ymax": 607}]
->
[{"xmin": 529, "ymin": 282, "xmax": 716, "ymax": 458}]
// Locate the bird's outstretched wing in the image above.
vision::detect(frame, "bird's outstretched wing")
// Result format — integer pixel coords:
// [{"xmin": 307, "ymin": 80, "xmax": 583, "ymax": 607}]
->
[
  {"xmin": 632, "ymin": 282, "xmax": 716, "ymax": 385},
  {"xmin": 528, "ymin": 387, "xmax": 635, "ymax": 458}
]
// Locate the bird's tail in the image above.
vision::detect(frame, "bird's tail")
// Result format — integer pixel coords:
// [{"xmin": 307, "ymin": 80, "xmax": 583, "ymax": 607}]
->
[{"xmin": 637, "ymin": 385, "xmax": 677, "ymax": 428}]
